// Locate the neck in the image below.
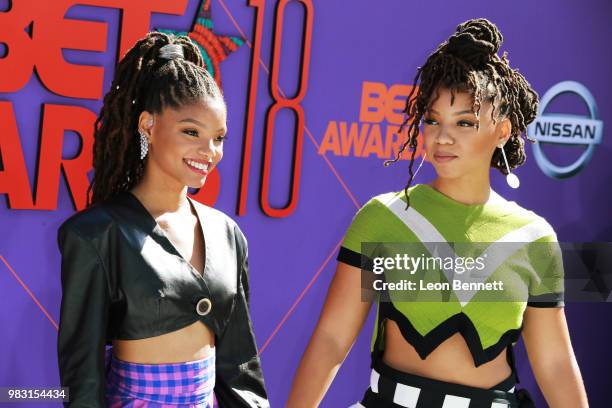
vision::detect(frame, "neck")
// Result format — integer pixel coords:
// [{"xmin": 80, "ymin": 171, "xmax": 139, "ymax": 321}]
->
[
  {"xmin": 129, "ymin": 163, "xmax": 191, "ymax": 217},
  {"xmin": 430, "ymin": 173, "xmax": 492, "ymax": 206}
]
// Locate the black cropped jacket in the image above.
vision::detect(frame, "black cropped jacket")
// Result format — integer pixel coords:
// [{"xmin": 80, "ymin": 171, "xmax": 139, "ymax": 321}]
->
[{"xmin": 56, "ymin": 191, "xmax": 269, "ymax": 407}]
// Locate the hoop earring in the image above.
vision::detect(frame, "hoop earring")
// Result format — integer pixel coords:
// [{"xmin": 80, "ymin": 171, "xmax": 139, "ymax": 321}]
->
[
  {"xmin": 499, "ymin": 143, "xmax": 519, "ymax": 189},
  {"xmin": 139, "ymin": 130, "xmax": 149, "ymax": 160}
]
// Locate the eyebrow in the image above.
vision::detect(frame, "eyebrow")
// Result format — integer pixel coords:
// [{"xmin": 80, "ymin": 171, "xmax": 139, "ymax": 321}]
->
[
  {"xmin": 178, "ymin": 118, "xmax": 226, "ymax": 133},
  {"xmin": 178, "ymin": 118, "xmax": 207, "ymax": 128},
  {"xmin": 428, "ymin": 108, "xmax": 475, "ymax": 116}
]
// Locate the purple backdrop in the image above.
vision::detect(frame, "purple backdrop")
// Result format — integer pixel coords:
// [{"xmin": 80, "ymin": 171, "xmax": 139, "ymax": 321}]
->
[{"xmin": 1, "ymin": 0, "xmax": 611, "ymax": 407}]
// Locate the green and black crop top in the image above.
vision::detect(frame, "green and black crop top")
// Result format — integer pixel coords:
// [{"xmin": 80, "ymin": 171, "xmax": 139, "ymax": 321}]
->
[{"xmin": 337, "ymin": 184, "xmax": 564, "ymax": 371}]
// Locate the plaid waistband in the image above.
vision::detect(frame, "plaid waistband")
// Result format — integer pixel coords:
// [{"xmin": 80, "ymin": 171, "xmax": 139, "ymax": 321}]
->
[
  {"xmin": 356, "ymin": 359, "xmax": 519, "ymax": 408},
  {"xmin": 105, "ymin": 348, "xmax": 215, "ymax": 405}
]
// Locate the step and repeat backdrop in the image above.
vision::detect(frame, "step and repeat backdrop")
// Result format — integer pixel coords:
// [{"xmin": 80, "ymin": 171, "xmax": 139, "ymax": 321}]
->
[{"xmin": 1, "ymin": 0, "xmax": 610, "ymax": 406}]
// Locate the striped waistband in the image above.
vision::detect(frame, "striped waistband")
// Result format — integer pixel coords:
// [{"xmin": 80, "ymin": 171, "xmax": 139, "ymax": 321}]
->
[
  {"xmin": 357, "ymin": 359, "xmax": 519, "ymax": 408},
  {"xmin": 105, "ymin": 348, "xmax": 215, "ymax": 405}
]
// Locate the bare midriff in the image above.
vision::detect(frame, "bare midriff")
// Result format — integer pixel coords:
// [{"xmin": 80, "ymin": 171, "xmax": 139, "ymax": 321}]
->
[
  {"xmin": 112, "ymin": 320, "xmax": 215, "ymax": 364},
  {"xmin": 382, "ymin": 320, "xmax": 513, "ymax": 389}
]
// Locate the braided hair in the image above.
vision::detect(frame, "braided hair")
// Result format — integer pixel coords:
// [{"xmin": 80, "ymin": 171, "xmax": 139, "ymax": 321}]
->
[
  {"xmin": 385, "ymin": 18, "xmax": 539, "ymax": 207},
  {"xmin": 87, "ymin": 31, "xmax": 223, "ymax": 207}
]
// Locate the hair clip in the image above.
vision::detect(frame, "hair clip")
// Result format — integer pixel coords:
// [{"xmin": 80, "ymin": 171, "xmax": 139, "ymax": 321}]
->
[{"xmin": 158, "ymin": 43, "xmax": 184, "ymax": 61}]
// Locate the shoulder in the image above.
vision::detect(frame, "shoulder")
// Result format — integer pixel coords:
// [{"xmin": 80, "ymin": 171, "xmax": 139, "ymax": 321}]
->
[
  {"xmin": 190, "ymin": 198, "xmax": 238, "ymax": 228},
  {"xmin": 350, "ymin": 188, "xmax": 419, "ymax": 223},
  {"xmin": 57, "ymin": 201, "xmax": 116, "ymax": 243},
  {"xmin": 192, "ymin": 201, "xmax": 250, "ymax": 267},
  {"xmin": 356, "ymin": 190, "xmax": 405, "ymax": 214},
  {"xmin": 340, "ymin": 190, "xmax": 410, "ymax": 255},
  {"xmin": 502, "ymin": 201, "xmax": 559, "ymax": 241},
  {"xmin": 344, "ymin": 190, "xmax": 408, "ymax": 236},
  {"xmin": 189, "ymin": 198, "xmax": 247, "ymax": 243}
]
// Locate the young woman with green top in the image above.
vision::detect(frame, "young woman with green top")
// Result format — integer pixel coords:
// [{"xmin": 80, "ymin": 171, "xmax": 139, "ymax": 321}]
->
[{"xmin": 287, "ymin": 18, "xmax": 588, "ymax": 408}]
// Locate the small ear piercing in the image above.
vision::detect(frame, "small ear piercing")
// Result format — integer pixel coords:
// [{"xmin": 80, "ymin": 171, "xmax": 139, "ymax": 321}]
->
[{"xmin": 499, "ymin": 142, "xmax": 520, "ymax": 189}]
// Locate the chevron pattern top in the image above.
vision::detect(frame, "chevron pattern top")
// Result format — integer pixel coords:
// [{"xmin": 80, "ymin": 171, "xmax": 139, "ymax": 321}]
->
[{"xmin": 337, "ymin": 183, "xmax": 564, "ymax": 367}]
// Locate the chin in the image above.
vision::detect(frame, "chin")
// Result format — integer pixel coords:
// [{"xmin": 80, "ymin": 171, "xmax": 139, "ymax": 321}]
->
[
  {"xmin": 431, "ymin": 165, "xmax": 451, "ymax": 176},
  {"xmin": 432, "ymin": 167, "xmax": 462, "ymax": 179},
  {"xmin": 186, "ymin": 177, "xmax": 208, "ymax": 189}
]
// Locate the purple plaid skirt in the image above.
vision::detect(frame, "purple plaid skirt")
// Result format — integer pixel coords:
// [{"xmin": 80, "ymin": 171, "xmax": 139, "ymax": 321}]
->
[{"xmin": 104, "ymin": 347, "xmax": 216, "ymax": 407}]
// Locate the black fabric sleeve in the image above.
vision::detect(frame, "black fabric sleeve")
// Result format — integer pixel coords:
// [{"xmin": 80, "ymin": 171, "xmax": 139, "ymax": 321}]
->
[
  {"xmin": 214, "ymin": 226, "xmax": 269, "ymax": 408},
  {"xmin": 335, "ymin": 197, "xmax": 383, "ymax": 271},
  {"xmin": 56, "ymin": 224, "xmax": 110, "ymax": 407},
  {"xmin": 527, "ymin": 293, "xmax": 565, "ymax": 308},
  {"xmin": 336, "ymin": 246, "xmax": 374, "ymax": 271}
]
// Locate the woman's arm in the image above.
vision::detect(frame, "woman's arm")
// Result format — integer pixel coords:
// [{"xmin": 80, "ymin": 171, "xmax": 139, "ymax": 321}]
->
[
  {"xmin": 57, "ymin": 224, "xmax": 110, "ymax": 407},
  {"xmin": 522, "ymin": 306, "xmax": 589, "ymax": 407},
  {"xmin": 214, "ymin": 225, "xmax": 269, "ymax": 407},
  {"xmin": 286, "ymin": 261, "xmax": 373, "ymax": 408}
]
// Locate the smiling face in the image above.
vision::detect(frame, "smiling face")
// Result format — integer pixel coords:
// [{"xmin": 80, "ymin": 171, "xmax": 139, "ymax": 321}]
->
[
  {"xmin": 138, "ymin": 97, "xmax": 227, "ymax": 190},
  {"xmin": 422, "ymin": 87, "xmax": 511, "ymax": 181}
]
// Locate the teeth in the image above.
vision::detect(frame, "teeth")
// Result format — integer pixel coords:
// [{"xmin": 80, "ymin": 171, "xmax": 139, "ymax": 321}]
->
[{"xmin": 186, "ymin": 159, "xmax": 208, "ymax": 171}]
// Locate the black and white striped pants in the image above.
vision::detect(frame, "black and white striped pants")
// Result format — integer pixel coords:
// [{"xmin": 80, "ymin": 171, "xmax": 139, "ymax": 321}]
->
[{"xmin": 350, "ymin": 360, "xmax": 520, "ymax": 408}]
